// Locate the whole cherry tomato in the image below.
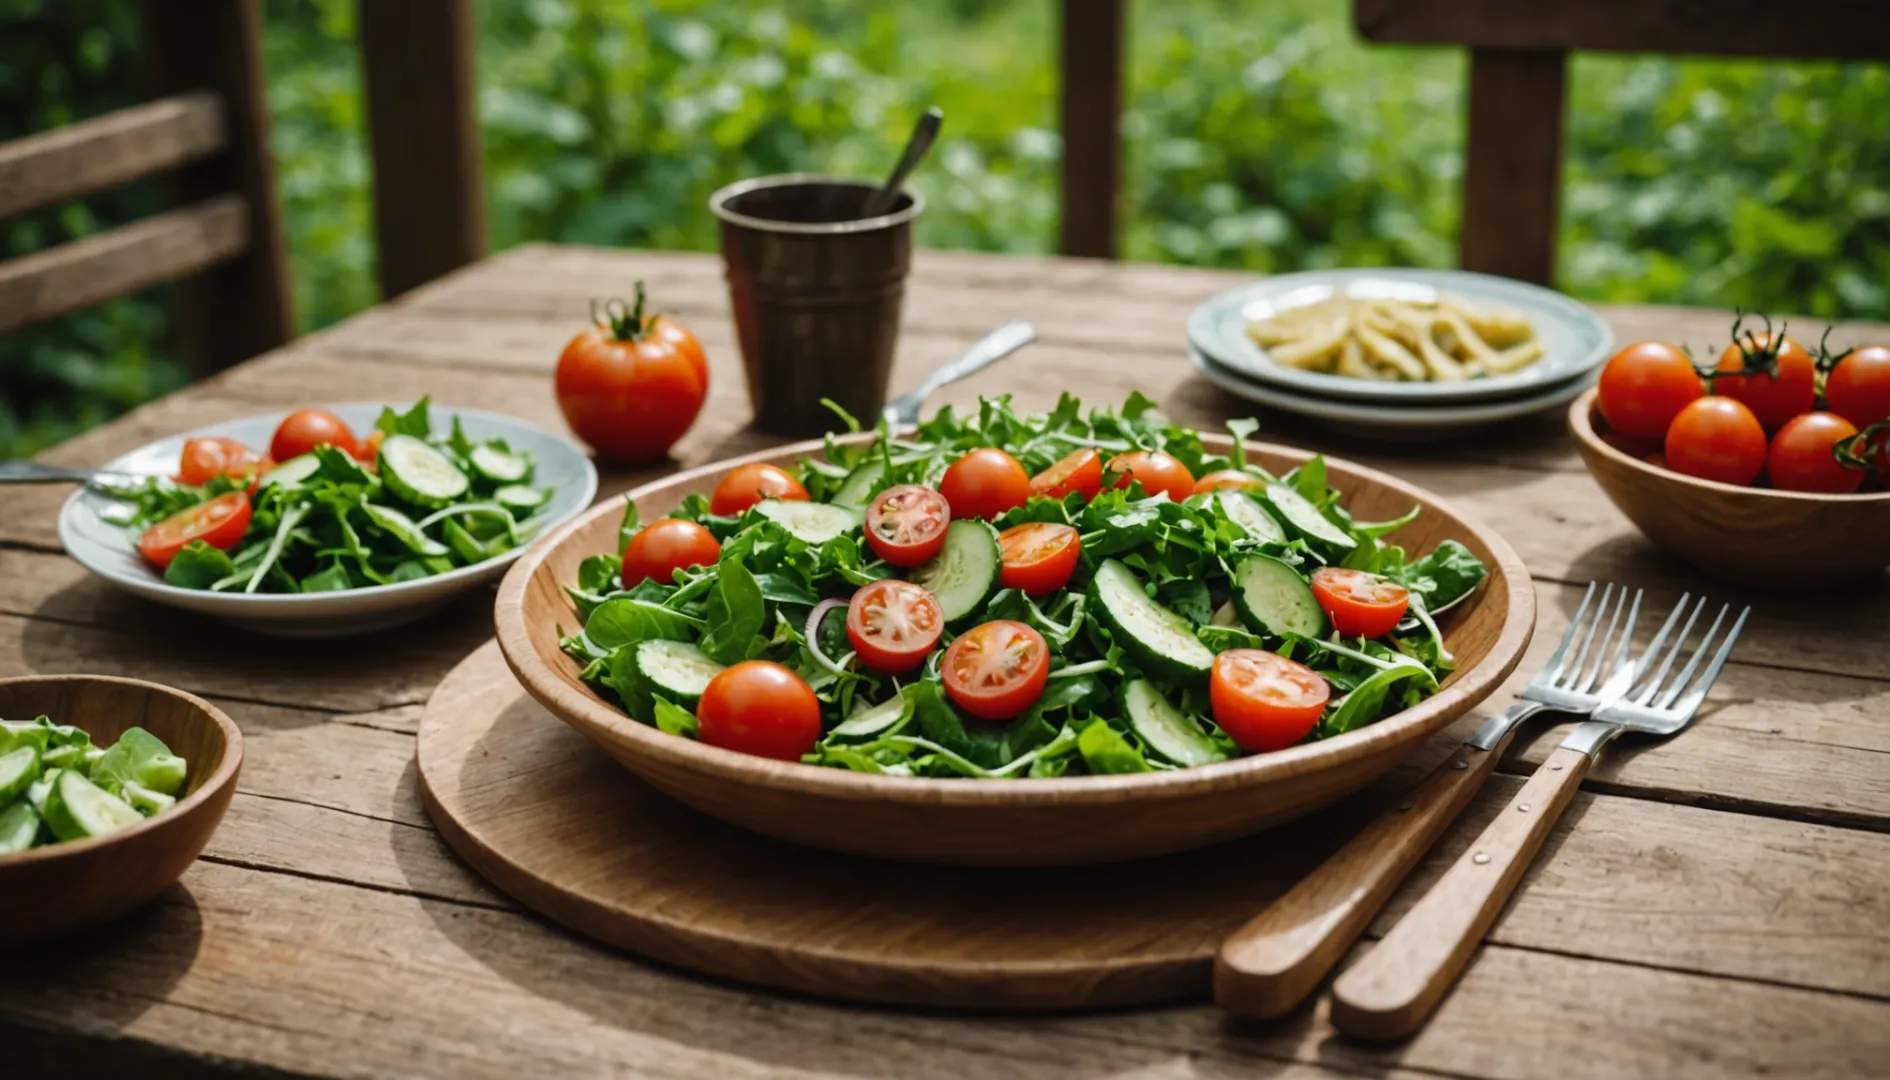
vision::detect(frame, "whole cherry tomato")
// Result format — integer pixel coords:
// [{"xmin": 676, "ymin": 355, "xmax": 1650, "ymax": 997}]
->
[
  {"xmin": 710, "ymin": 462, "xmax": 808, "ymax": 516},
  {"xmin": 270, "ymin": 409, "xmax": 357, "ymax": 462},
  {"xmin": 1596, "ymin": 342, "xmax": 1704, "ymax": 441},
  {"xmin": 996, "ymin": 522, "xmax": 1081, "ymax": 597},
  {"xmin": 845, "ymin": 579, "xmax": 944, "ymax": 673},
  {"xmin": 354, "ymin": 429, "xmax": 385, "ymax": 467},
  {"xmin": 137, "ymin": 491, "xmax": 253, "ymax": 570},
  {"xmin": 177, "ymin": 436, "xmax": 271, "ymax": 487},
  {"xmin": 1825, "ymin": 345, "xmax": 1890, "ymax": 429},
  {"xmin": 1767, "ymin": 412, "xmax": 1865, "ymax": 494},
  {"xmin": 940, "ymin": 620, "xmax": 1049, "ymax": 721},
  {"xmin": 1105, "ymin": 451, "xmax": 1195, "ymax": 501},
  {"xmin": 1029, "ymin": 448, "xmax": 1104, "ymax": 502},
  {"xmin": 939, "ymin": 448, "xmax": 1031, "ymax": 520},
  {"xmin": 863, "ymin": 484, "xmax": 951, "ymax": 567},
  {"xmin": 696, "ymin": 661, "xmax": 822, "ymax": 761},
  {"xmin": 1210, "ymin": 649, "xmax": 1329, "ymax": 753},
  {"xmin": 1194, "ymin": 469, "xmax": 1265, "ymax": 494},
  {"xmin": 1664, "ymin": 397, "xmax": 1767, "ymax": 486},
  {"xmin": 1713, "ymin": 322, "xmax": 1815, "ymax": 432},
  {"xmin": 621, "ymin": 518, "xmax": 721, "ymax": 586},
  {"xmin": 1310, "ymin": 567, "xmax": 1411, "ymax": 638},
  {"xmin": 556, "ymin": 283, "xmax": 709, "ymax": 462}
]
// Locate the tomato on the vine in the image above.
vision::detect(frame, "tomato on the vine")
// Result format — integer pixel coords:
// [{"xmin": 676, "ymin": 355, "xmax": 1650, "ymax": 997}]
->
[
  {"xmin": 1664, "ymin": 397, "xmax": 1767, "ymax": 486},
  {"xmin": 556, "ymin": 282, "xmax": 709, "ymax": 462},
  {"xmin": 696, "ymin": 660, "xmax": 823, "ymax": 761},
  {"xmin": 996, "ymin": 522, "xmax": 1081, "ymax": 597},
  {"xmin": 137, "ymin": 491, "xmax": 253, "ymax": 570},
  {"xmin": 711, "ymin": 462, "xmax": 808, "ymax": 516},
  {"xmin": 1105, "ymin": 451, "xmax": 1195, "ymax": 502},
  {"xmin": 1767, "ymin": 412, "xmax": 1865, "ymax": 494},
  {"xmin": 270, "ymin": 409, "xmax": 356, "ymax": 462},
  {"xmin": 939, "ymin": 448, "xmax": 1031, "ymax": 519},
  {"xmin": 1310, "ymin": 567, "xmax": 1410, "ymax": 638},
  {"xmin": 941, "ymin": 620, "xmax": 1049, "ymax": 721},
  {"xmin": 845, "ymin": 579, "xmax": 944, "ymax": 673},
  {"xmin": 1595, "ymin": 342, "xmax": 1703, "ymax": 440},
  {"xmin": 621, "ymin": 518, "xmax": 721, "ymax": 586},
  {"xmin": 863, "ymin": 484, "xmax": 950, "ymax": 567},
  {"xmin": 177, "ymin": 436, "xmax": 271, "ymax": 488},
  {"xmin": 1713, "ymin": 322, "xmax": 1815, "ymax": 431},
  {"xmin": 1194, "ymin": 469, "xmax": 1264, "ymax": 494},
  {"xmin": 1210, "ymin": 649, "xmax": 1329, "ymax": 753},
  {"xmin": 1030, "ymin": 448, "xmax": 1103, "ymax": 502},
  {"xmin": 1825, "ymin": 345, "xmax": 1890, "ymax": 429}
]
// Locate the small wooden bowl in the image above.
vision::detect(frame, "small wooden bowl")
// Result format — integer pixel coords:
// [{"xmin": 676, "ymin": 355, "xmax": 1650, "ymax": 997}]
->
[
  {"xmin": 1569, "ymin": 388, "xmax": 1890, "ymax": 588},
  {"xmin": 495, "ymin": 434, "xmax": 1534, "ymax": 866},
  {"xmin": 0, "ymin": 676, "xmax": 242, "ymax": 943}
]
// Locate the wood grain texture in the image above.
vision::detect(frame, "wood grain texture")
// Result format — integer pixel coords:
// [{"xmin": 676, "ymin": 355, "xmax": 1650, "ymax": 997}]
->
[
  {"xmin": 1571, "ymin": 389, "xmax": 1890, "ymax": 587},
  {"xmin": 0, "ymin": 675, "xmax": 241, "ymax": 944},
  {"xmin": 0, "ymin": 196, "xmax": 246, "ymax": 334},
  {"xmin": 0, "ymin": 92, "xmax": 224, "ymax": 219},
  {"xmin": 1460, "ymin": 49, "xmax": 1566, "ymax": 285},
  {"xmin": 494, "ymin": 433, "xmax": 1534, "ymax": 866},
  {"xmin": 1058, "ymin": 0, "xmax": 1124, "ymax": 257},
  {"xmin": 1356, "ymin": 0, "xmax": 1890, "ymax": 60}
]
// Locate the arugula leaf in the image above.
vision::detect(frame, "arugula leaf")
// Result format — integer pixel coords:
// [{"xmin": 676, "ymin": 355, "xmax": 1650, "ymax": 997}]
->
[
  {"xmin": 697, "ymin": 556, "xmax": 768, "ymax": 665},
  {"xmin": 585, "ymin": 597, "xmax": 698, "ymax": 652},
  {"xmin": 300, "ymin": 561, "xmax": 354, "ymax": 593},
  {"xmin": 617, "ymin": 498, "xmax": 640, "ymax": 552},
  {"xmin": 162, "ymin": 542, "xmax": 237, "ymax": 590},
  {"xmin": 1323, "ymin": 664, "xmax": 1438, "ymax": 737},
  {"xmin": 376, "ymin": 397, "xmax": 433, "ymax": 438},
  {"xmin": 1396, "ymin": 540, "xmax": 1487, "ymax": 609},
  {"xmin": 1077, "ymin": 719, "xmax": 1152, "ymax": 774},
  {"xmin": 652, "ymin": 699, "xmax": 699, "ymax": 739}
]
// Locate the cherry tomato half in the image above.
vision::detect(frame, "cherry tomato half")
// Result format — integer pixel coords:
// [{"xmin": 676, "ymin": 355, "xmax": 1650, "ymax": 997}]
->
[
  {"xmin": 845, "ymin": 579, "xmax": 944, "ymax": 673},
  {"xmin": 696, "ymin": 660, "xmax": 822, "ymax": 761},
  {"xmin": 621, "ymin": 518, "xmax": 721, "ymax": 586},
  {"xmin": 863, "ymin": 484, "xmax": 950, "ymax": 567},
  {"xmin": 711, "ymin": 462, "xmax": 808, "ymax": 517},
  {"xmin": 1194, "ymin": 469, "xmax": 1264, "ymax": 494},
  {"xmin": 1596, "ymin": 342, "xmax": 1704, "ymax": 441},
  {"xmin": 137, "ymin": 491, "xmax": 253, "ymax": 571},
  {"xmin": 1310, "ymin": 567, "xmax": 1411, "ymax": 639},
  {"xmin": 1767, "ymin": 412, "xmax": 1865, "ymax": 494},
  {"xmin": 177, "ymin": 436, "xmax": 271, "ymax": 488},
  {"xmin": 1030, "ymin": 448, "xmax": 1104, "ymax": 502},
  {"xmin": 1210, "ymin": 649, "xmax": 1330, "ymax": 753},
  {"xmin": 1105, "ymin": 451, "xmax": 1195, "ymax": 502},
  {"xmin": 941, "ymin": 620, "xmax": 1050, "ymax": 721},
  {"xmin": 1825, "ymin": 345, "xmax": 1890, "ymax": 430},
  {"xmin": 271, "ymin": 409, "xmax": 357, "ymax": 462},
  {"xmin": 1664, "ymin": 397, "xmax": 1767, "ymax": 486},
  {"xmin": 996, "ymin": 522, "xmax": 1081, "ymax": 597},
  {"xmin": 1715, "ymin": 330, "xmax": 1816, "ymax": 432},
  {"xmin": 940, "ymin": 448, "xmax": 1031, "ymax": 520}
]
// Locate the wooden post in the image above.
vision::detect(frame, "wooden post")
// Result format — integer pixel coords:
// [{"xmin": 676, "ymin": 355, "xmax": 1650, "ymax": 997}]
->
[
  {"xmin": 1058, "ymin": 0, "xmax": 1124, "ymax": 259},
  {"xmin": 357, "ymin": 0, "xmax": 488, "ymax": 300},
  {"xmin": 142, "ymin": 0, "xmax": 295, "ymax": 375},
  {"xmin": 1459, "ymin": 48, "xmax": 1567, "ymax": 286}
]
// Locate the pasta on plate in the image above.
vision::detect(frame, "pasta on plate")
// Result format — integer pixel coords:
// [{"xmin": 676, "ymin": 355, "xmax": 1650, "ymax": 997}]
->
[{"xmin": 1246, "ymin": 293, "xmax": 1541, "ymax": 382}]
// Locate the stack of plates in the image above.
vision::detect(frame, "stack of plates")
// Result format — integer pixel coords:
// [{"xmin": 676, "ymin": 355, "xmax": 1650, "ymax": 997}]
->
[{"xmin": 1187, "ymin": 268, "xmax": 1613, "ymax": 438}]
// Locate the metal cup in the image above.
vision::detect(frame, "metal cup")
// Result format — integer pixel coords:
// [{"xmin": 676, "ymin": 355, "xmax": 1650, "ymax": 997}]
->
[{"xmin": 710, "ymin": 174, "xmax": 923, "ymax": 436}]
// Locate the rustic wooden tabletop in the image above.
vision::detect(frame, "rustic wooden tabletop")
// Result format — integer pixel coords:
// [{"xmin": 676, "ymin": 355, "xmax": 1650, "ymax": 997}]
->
[{"xmin": 3, "ymin": 245, "xmax": 1888, "ymax": 1078}]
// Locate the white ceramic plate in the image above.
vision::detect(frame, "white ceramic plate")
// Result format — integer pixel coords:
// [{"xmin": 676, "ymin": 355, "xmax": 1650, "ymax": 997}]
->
[
  {"xmin": 1190, "ymin": 344, "xmax": 1594, "ymax": 441},
  {"xmin": 1188, "ymin": 268, "xmax": 1612, "ymax": 404},
  {"xmin": 58, "ymin": 404, "xmax": 598, "ymax": 637}
]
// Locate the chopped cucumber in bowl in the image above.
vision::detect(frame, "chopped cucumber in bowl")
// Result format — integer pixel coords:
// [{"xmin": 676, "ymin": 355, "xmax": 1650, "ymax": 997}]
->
[{"xmin": 0, "ymin": 718, "xmax": 189, "ymax": 855}]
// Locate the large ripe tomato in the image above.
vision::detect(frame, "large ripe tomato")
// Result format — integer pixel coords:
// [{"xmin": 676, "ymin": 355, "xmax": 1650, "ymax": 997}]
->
[
  {"xmin": 556, "ymin": 283, "xmax": 709, "ymax": 463},
  {"xmin": 1210, "ymin": 649, "xmax": 1330, "ymax": 753},
  {"xmin": 941, "ymin": 620, "xmax": 1049, "ymax": 721},
  {"xmin": 939, "ymin": 448, "xmax": 1031, "ymax": 520},
  {"xmin": 1030, "ymin": 448, "xmax": 1103, "ymax": 501},
  {"xmin": 1595, "ymin": 342, "xmax": 1704, "ymax": 440},
  {"xmin": 996, "ymin": 522, "xmax": 1081, "ymax": 596},
  {"xmin": 1825, "ymin": 345, "xmax": 1890, "ymax": 429},
  {"xmin": 1310, "ymin": 567, "xmax": 1410, "ymax": 638},
  {"xmin": 621, "ymin": 518, "xmax": 721, "ymax": 586},
  {"xmin": 138, "ymin": 491, "xmax": 253, "ymax": 570},
  {"xmin": 711, "ymin": 462, "xmax": 808, "ymax": 516},
  {"xmin": 1664, "ymin": 397, "xmax": 1767, "ymax": 486},
  {"xmin": 177, "ymin": 436, "xmax": 271, "ymax": 487},
  {"xmin": 863, "ymin": 484, "xmax": 950, "ymax": 567},
  {"xmin": 1714, "ymin": 326, "xmax": 1815, "ymax": 431},
  {"xmin": 696, "ymin": 660, "xmax": 822, "ymax": 761},
  {"xmin": 270, "ymin": 409, "xmax": 357, "ymax": 461},
  {"xmin": 1105, "ymin": 451, "xmax": 1195, "ymax": 501},
  {"xmin": 1767, "ymin": 412, "xmax": 1865, "ymax": 494},
  {"xmin": 1194, "ymin": 469, "xmax": 1264, "ymax": 494},
  {"xmin": 845, "ymin": 579, "xmax": 944, "ymax": 673}
]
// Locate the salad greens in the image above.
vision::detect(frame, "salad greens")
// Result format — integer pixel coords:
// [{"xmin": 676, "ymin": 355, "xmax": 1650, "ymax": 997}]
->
[
  {"xmin": 110, "ymin": 399, "xmax": 555, "ymax": 593},
  {"xmin": 563, "ymin": 394, "xmax": 1486, "ymax": 779},
  {"xmin": 0, "ymin": 718, "xmax": 188, "ymax": 852}
]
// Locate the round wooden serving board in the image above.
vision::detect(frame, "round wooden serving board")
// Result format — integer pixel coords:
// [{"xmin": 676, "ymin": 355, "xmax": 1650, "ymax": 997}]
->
[{"xmin": 417, "ymin": 641, "xmax": 1394, "ymax": 1011}]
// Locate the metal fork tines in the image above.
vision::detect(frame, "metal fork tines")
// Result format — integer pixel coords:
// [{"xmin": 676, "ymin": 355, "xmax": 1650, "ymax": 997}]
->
[
  {"xmin": 1465, "ymin": 581, "xmax": 1642, "ymax": 752},
  {"xmin": 1563, "ymin": 593, "xmax": 1752, "ymax": 755}
]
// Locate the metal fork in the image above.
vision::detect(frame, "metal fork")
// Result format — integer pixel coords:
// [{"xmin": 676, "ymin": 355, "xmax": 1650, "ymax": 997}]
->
[
  {"xmin": 1215, "ymin": 583, "xmax": 1643, "ymax": 1020},
  {"xmin": 1330, "ymin": 594, "xmax": 1750, "ymax": 1040}
]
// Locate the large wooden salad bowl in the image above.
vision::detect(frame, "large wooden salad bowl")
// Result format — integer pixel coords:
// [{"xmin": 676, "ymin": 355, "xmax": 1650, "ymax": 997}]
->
[{"xmin": 495, "ymin": 434, "xmax": 1533, "ymax": 866}]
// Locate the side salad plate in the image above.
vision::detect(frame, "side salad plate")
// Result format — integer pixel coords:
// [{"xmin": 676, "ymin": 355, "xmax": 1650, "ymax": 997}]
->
[{"xmin": 59, "ymin": 403, "xmax": 598, "ymax": 637}]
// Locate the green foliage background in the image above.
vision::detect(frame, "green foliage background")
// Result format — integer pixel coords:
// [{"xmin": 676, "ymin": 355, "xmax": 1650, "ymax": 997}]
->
[{"xmin": 4, "ymin": 0, "xmax": 1887, "ymax": 455}]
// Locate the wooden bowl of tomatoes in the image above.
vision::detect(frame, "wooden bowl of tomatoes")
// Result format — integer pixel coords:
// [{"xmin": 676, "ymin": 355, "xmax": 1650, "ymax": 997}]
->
[{"xmin": 1572, "ymin": 328, "xmax": 1890, "ymax": 588}]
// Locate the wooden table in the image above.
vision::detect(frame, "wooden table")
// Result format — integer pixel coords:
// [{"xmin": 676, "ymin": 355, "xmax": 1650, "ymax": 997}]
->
[{"xmin": 4, "ymin": 246, "xmax": 1888, "ymax": 1078}]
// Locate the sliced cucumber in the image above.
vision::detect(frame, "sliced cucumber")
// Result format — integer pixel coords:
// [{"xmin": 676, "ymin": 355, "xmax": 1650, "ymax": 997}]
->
[
  {"xmin": 1123, "ymin": 680, "xmax": 1226, "ymax": 767},
  {"xmin": 469, "ymin": 443, "xmax": 531, "ymax": 484},
  {"xmin": 755, "ymin": 499, "xmax": 862, "ymax": 544},
  {"xmin": 909, "ymin": 519, "xmax": 1001, "ymax": 624},
  {"xmin": 1210, "ymin": 600, "xmax": 1240, "ymax": 628},
  {"xmin": 379, "ymin": 433, "xmax": 470, "ymax": 506},
  {"xmin": 495, "ymin": 484, "xmax": 549, "ymax": 512},
  {"xmin": 258, "ymin": 452, "xmax": 322, "ymax": 492},
  {"xmin": 1089, "ymin": 558, "xmax": 1216, "ymax": 680},
  {"xmin": 633, "ymin": 640, "xmax": 725, "ymax": 707},
  {"xmin": 1217, "ymin": 490, "xmax": 1287, "ymax": 545},
  {"xmin": 831, "ymin": 692, "xmax": 907, "ymax": 739},
  {"xmin": 122, "ymin": 780, "xmax": 178, "ymax": 818},
  {"xmin": 360, "ymin": 502, "xmax": 451, "ymax": 558},
  {"xmin": 0, "ymin": 745, "xmax": 39, "ymax": 805},
  {"xmin": 26, "ymin": 767, "xmax": 59, "ymax": 814},
  {"xmin": 1232, "ymin": 554, "xmax": 1329, "ymax": 638},
  {"xmin": 831, "ymin": 459, "xmax": 887, "ymax": 508},
  {"xmin": 43, "ymin": 770, "xmax": 143, "ymax": 842},
  {"xmin": 1265, "ymin": 483, "xmax": 1355, "ymax": 549},
  {"xmin": 39, "ymin": 743, "xmax": 83, "ymax": 774},
  {"xmin": 0, "ymin": 800, "xmax": 39, "ymax": 854}
]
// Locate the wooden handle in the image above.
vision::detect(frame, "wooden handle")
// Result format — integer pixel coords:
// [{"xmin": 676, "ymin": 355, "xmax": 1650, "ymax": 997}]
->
[
  {"xmin": 1329, "ymin": 744, "xmax": 1593, "ymax": 1040},
  {"xmin": 1213, "ymin": 735, "xmax": 1508, "ymax": 1019}
]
